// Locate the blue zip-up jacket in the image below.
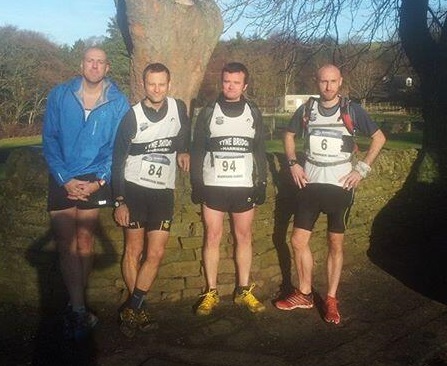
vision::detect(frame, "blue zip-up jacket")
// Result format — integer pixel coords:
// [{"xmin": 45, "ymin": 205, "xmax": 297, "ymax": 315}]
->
[{"xmin": 43, "ymin": 76, "xmax": 130, "ymax": 186}]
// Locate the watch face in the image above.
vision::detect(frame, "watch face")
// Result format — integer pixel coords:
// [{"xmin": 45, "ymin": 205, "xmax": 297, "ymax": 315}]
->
[{"xmin": 114, "ymin": 201, "xmax": 121, "ymax": 208}]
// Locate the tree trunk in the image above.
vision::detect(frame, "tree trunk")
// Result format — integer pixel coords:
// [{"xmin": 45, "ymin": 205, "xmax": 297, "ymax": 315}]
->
[
  {"xmin": 399, "ymin": 0, "xmax": 447, "ymax": 183},
  {"xmin": 116, "ymin": 0, "xmax": 223, "ymax": 110}
]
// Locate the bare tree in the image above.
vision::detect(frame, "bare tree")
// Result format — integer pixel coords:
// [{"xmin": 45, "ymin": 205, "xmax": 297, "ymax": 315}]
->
[
  {"xmin": 399, "ymin": 1, "xmax": 447, "ymax": 180},
  {"xmin": 216, "ymin": 0, "xmax": 447, "ymax": 181},
  {"xmin": 0, "ymin": 26, "xmax": 70, "ymax": 135}
]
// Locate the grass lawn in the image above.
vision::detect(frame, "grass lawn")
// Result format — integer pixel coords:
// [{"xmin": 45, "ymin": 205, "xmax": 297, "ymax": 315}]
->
[
  {"xmin": 0, "ymin": 135, "xmax": 42, "ymax": 179},
  {"xmin": 0, "ymin": 135, "xmax": 42, "ymax": 149}
]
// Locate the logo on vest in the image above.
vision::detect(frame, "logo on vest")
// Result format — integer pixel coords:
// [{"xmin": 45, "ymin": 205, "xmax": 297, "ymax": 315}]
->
[
  {"xmin": 144, "ymin": 138, "xmax": 173, "ymax": 153},
  {"xmin": 218, "ymin": 137, "xmax": 250, "ymax": 152}
]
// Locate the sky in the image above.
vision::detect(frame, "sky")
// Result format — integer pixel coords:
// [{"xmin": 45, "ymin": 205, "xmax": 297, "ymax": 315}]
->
[
  {"xmin": 0, "ymin": 0, "xmax": 382, "ymax": 47},
  {"xmin": 0, "ymin": 0, "xmax": 117, "ymax": 46},
  {"xmin": 0, "ymin": 0, "xmax": 248, "ymax": 46}
]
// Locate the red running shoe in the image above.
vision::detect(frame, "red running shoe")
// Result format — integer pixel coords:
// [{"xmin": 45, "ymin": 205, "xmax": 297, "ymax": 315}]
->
[
  {"xmin": 324, "ymin": 296, "xmax": 341, "ymax": 324},
  {"xmin": 275, "ymin": 289, "xmax": 314, "ymax": 310}
]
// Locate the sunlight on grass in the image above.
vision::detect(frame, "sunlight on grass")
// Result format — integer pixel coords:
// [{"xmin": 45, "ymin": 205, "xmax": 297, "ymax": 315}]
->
[
  {"xmin": 0, "ymin": 135, "xmax": 42, "ymax": 148},
  {"xmin": 0, "ymin": 130, "xmax": 422, "ymax": 180},
  {"xmin": 0, "ymin": 135, "xmax": 42, "ymax": 180}
]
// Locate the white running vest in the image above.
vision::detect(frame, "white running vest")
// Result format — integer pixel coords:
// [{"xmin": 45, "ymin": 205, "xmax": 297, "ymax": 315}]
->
[
  {"xmin": 124, "ymin": 97, "xmax": 181, "ymax": 189},
  {"xmin": 305, "ymin": 103, "xmax": 353, "ymax": 186},
  {"xmin": 203, "ymin": 103, "xmax": 255, "ymax": 187}
]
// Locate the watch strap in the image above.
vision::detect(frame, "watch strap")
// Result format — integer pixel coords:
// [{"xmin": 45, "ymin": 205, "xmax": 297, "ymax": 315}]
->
[{"xmin": 288, "ymin": 159, "xmax": 298, "ymax": 167}]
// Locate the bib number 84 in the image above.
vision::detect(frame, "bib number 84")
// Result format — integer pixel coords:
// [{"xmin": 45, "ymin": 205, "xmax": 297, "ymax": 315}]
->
[{"xmin": 147, "ymin": 164, "xmax": 162, "ymax": 177}]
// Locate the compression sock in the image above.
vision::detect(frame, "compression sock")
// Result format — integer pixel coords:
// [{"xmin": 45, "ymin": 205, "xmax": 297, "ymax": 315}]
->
[{"xmin": 129, "ymin": 288, "xmax": 148, "ymax": 310}]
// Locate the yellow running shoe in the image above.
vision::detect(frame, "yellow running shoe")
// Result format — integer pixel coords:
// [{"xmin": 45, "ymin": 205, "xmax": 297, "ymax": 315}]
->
[
  {"xmin": 234, "ymin": 284, "xmax": 266, "ymax": 313},
  {"xmin": 196, "ymin": 289, "xmax": 219, "ymax": 316}
]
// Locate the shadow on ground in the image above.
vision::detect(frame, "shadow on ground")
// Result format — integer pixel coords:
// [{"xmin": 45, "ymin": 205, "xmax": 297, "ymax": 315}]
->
[
  {"xmin": 3, "ymin": 150, "xmax": 447, "ymax": 365},
  {"xmin": 17, "ymin": 222, "xmax": 118, "ymax": 365},
  {"xmin": 368, "ymin": 150, "xmax": 447, "ymax": 305}
]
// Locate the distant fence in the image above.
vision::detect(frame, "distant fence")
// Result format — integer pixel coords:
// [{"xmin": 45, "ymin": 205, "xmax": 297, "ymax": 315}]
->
[{"xmin": 364, "ymin": 102, "xmax": 420, "ymax": 116}]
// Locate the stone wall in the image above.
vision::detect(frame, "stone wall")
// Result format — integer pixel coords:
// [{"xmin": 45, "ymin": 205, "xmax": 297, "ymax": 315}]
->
[{"xmin": 0, "ymin": 147, "xmax": 418, "ymax": 307}]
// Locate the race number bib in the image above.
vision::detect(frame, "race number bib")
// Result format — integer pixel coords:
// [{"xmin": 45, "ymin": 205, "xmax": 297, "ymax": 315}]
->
[
  {"xmin": 308, "ymin": 129, "xmax": 343, "ymax": 159},
  {"xmin": 139, "ymin": 154, "xmax": 171, "ymax": 186},
  {"xmin": 214, "ymin": 154, "xmax": 246, "ymax": 183}
]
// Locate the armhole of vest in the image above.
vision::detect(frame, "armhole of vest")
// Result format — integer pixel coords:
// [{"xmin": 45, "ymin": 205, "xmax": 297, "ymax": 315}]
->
[
  {"xmin": 341, "ymin": 97, "xmax": 355, "ymax": 135},
  {"xmin": 302, "ymin": 97, "xmax": 315, "ymax": 132},
  {"xmin": 205, "ymin": 103, "xmax": 215, "ymax": 134},
  {"xmin": 248, "ymin": 101, "xmax": 261, "ymax": 128},
  {"xmin": 306, "ymin": 97, "xmax": 317, "ymax": 115}
]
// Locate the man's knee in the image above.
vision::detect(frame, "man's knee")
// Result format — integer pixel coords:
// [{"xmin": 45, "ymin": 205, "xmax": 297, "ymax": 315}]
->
[
  {"xmin": 290, "ymin": 229, "xmax": 312, "ymax": 251},
  {"xmin": 234, "ymin": 230, "xmax": 252, "ymax": 245},
  {"xmin": 76, "ymin": 230, "xmax": 95, "ymax": 253},
  {"xmin": 327, "ymin": 233, "xmax": 344, "ymax": 253},
  {"xmin": 124, "ymin": 243, "xmax": 143, "ymax": 262},
  {"xmin": 205, "ymin": 228, "xmax": 223, "ymax": 245},
  {"xmin": 146, "ymin": 247, "xmax": 165, "ymax": 265}
]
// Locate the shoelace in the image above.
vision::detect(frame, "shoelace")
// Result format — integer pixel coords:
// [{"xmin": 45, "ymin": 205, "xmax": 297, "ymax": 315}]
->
[
  {"xmin": 240, "ymin": 284, "xmax": 261, "ymax": 306},
  {"xmin": 199, "ymin": 292, "xmax": 217, "ymax": 308},
  {"xmin": 123, "ymin": 309, "xmax": 137, "ymax": 322},
  {"xmin": 138, "ymin": 310, "xmax": 150, "ymax": 323},
  {"xmin": 240, "ymin": 283, "xmax": 256, "ymax": 296},
  {"xmin": 243, "ymin": 292, "xmax": 261, "ymax": 307}
]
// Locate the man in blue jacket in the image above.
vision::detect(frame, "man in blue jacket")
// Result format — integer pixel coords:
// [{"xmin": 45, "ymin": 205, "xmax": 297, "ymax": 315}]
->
[{"xmin": 43, "ymin": 47, "xmax": 129, "ymax": 339}]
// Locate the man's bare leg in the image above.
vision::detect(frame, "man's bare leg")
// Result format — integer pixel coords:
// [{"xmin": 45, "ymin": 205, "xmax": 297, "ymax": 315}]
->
[
  {"xmin": 291, "ymin": 228, "xmax": 313, "ymax": 295},
  {"xmin": 232, "ymin": 208, "xmax": 255, "ymax": 287},
  {"xmin": 202, "ymin": 205, "xmax": 225, "ymax": 289}
]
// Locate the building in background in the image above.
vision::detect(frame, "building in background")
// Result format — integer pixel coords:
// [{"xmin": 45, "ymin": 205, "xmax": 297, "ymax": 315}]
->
[{"xmin": 277, "ymin": 95, "xmax": 319, "ymax": 113}]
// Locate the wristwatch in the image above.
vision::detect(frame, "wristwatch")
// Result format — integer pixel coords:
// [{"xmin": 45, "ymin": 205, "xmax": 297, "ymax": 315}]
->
[
  {"xmin": 114, "ymin": 197, "xmax": 126, "ymax": 208},
  {"xmin": 287, "ymin": 159, "xmax": 298, "ymax": 167}
]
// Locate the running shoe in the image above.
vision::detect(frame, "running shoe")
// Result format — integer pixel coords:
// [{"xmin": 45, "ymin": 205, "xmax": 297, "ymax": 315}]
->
[
  {"xmin": 63, "ymin": 309, "xmax": 98, "ymax": 340},
  {"xmin": 324, "ymin": 296, "xmax": 341, "ymax": 324},
  {"xmin": 119, "ymin": 307, "xmax": 138, "ymax": 338},
  {"xmin": 196, "ymin": 289, "xmax": 219, "ymax": 316},
  {"xmin": 234, "ymin": 284, "xmax": 266, "ymax": 313},
  {"xmin": 135, "ymin": 308, "xmax": 159, "ymax": 332},
  {"xmin": 274, "ymin": 289, "xmax": 314, "ymax": 310}
]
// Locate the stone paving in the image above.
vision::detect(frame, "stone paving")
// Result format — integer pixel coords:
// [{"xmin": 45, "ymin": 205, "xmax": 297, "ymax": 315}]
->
[{"xmin": 2, "ymin": 257, "xmax": 447, "ymax": 366}]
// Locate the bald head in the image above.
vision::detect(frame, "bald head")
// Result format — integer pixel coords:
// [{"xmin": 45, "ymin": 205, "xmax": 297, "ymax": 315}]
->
[
  {"xmin": 316, "ymin": 64, "xmax": 343, "ymax": 105},
  {"xmin": 317, "ymin": 64, "xmax": 342, "ymax": 79}
]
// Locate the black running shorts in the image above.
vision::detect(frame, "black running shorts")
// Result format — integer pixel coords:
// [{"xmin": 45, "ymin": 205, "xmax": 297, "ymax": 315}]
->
[
  {"xmin": 125, "ymin": 181, "xmax": 174, "ymax": 230},
  {"xmin": 293, "ymin": 183, "xmax": 354, "ymax": 234},
  {"xmin": 47, "ymin": 173, "xmax": 112, "ymax": 211},
  {"xmin": 203, "ymin": 186, "xmax": 255, "ymax": 213}
]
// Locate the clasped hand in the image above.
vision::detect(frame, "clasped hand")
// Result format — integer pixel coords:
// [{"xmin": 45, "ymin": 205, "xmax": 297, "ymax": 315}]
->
[{"xmin": 64, "ymin": 179, "xmax": 98, "ymax": 201}]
